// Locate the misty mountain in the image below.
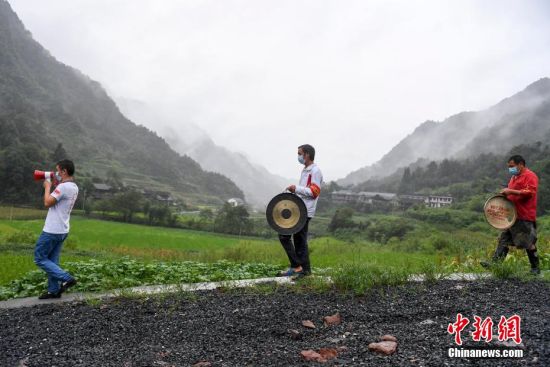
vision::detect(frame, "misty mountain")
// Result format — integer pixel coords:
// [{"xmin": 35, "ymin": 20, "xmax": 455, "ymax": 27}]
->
[
  {"xmin": 0, "ymin": 0, "xmax": 243, "ymax": 204},
  {"xmin": 116, "ymin": 98, "xmax": 290, "ymax": 208},
  {"xmin": 173, "ymin": 136, "xmax": 290, "ymax": 208},
  {"xmin": 351, "ymin": 140, "xmax": 550, "ymax": 215},
  {"xmin": 338, "ymin": 78, "xmax": 550, "ymax": 186}
]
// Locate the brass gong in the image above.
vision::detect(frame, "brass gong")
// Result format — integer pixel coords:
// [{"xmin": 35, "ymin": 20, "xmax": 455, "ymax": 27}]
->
[
  {"xmin": 483, "ymin": 194, "xmax": 517, "ymax": 230},
  {"xmin": 266, "ymin": 193, "xmax": 308, "ymax": 235}
]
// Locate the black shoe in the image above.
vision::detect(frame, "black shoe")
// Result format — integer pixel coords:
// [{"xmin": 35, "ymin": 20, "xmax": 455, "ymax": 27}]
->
[
  {"xmin": 38, "ymin": 292, "xmax": 61, "ymax": 300},
  {"xmin": 530, "ymin": 268, "xmax": 541, "ymax": 276},
  {"xmin": 60, "ymin": 278, "xmax": 77, "ymax": 294}
]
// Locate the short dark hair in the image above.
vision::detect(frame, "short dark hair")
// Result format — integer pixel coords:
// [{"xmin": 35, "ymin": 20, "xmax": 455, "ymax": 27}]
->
[
  {"xmin": 508, "ymin": 155, "xmax": 526, "ymax": 166},
  {"xmin": 298, "ymin": 144, "xmax": 315, "ymax": 161},
  {"xmin": 56, "ymin": 159, "xmax": 75, "ymax": 176}
]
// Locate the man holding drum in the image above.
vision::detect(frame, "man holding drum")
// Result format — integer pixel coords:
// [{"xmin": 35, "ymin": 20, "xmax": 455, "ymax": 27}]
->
[
  {"xmin": 482, "ymin": 155, "xmax": 540, "ymax": 274},
  {"xmin": 277, "ymin": 144, "xmax": 323, "ymax": 280}
]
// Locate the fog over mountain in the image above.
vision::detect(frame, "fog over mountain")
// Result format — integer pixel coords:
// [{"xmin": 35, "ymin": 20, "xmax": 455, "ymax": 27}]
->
[
  {"xmin": 0, "ymin": 0, "xmax": 243, "ymax": 204},
  {"xmin": 9, "ymin": 0, "xmax": 550, "ymax": 180},
  {"xmin": 117, "ymin": 98, "xmax": 290, "ymax": 208},
  {"xmin": 339, "ymin": 78, "xmax": 550, "ymax": 186}
]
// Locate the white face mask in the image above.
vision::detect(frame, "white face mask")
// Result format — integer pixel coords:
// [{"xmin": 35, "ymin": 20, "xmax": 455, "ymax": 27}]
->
[{"xmin": 298, "ymin": 154, "xmax": 305, "ymax": 164}]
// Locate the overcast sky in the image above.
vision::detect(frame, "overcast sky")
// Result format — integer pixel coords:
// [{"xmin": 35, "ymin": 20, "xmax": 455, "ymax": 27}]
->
[{"xmin": 9, "ymin": 0, "xmax": 550, "ymax": 180}]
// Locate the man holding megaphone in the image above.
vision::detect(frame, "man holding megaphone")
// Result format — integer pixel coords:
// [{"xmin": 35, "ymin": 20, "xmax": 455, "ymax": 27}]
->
[{"xmin": 33, "ymin": 159, "xmax": 79, "ymax": 299}]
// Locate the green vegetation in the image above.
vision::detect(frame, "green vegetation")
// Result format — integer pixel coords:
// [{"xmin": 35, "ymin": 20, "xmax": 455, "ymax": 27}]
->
[
  {"xmin": 0, "ymin": 259, "xmax": 281, "ymax": 300},
  {"xmin": 0, "ymin": 216, "xmax": 439, "ymax": 267},
  {"xmin": 213, "ymin": 202, "xmax": 253, "ymax": 235},
  {"xmin": 0, "ymin": 206, "xmax": 46, "ymax": 220},
  {"xmin": 1, "ymin": 186, "xmax": 549, "ymax": 300},
  {"xmin": 331, "ymin": 263, "xmax": 411, "ymax": 295},
  {"xmin": 354, "ymin": 142, "xmax": 550, "ymax": 216},
  {"xmin": 488, "ymin": 261, "xmax": 526, "ymax": 280},
  {"xmin": 0, "ymin": 1, "xmax": 243, "ymax": 207},
  {"xmin": 0, "ymin": 251, "xmax": 89, "ymax": 285},
  {"xmin": 0, "ymin": 207, "xmax": 446, "ymax": 299},
  {"xmin": 1, "ymin": 0, "xmax": 548, "ymax": 302}
]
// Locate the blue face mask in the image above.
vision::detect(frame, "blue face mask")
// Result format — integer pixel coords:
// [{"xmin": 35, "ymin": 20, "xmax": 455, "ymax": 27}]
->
[
  {"xmin": 508, "ymin": 167, "xmax": 519, "ymax": 176},
  {"xmin": 298, "ymin": 155, "xmax": 305, "ymax": 165}
]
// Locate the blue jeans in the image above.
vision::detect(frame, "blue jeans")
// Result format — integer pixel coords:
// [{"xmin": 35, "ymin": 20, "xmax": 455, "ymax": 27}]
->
[{"xmin": 34, "ymin": 231, "xmax": 73, "ymax": 293}]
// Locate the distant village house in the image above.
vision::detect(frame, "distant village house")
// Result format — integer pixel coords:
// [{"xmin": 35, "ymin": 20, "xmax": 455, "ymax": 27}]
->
[
  {"xmin": 227, "ymin": 198, "xmax": 245, "ymax": 207},
  {"xmin": 332, "ymin": 190, "xmax": 453, "ymax": 208},
  {"xmin": 91, "ymin": 183, "xmax": 114, "ymax": 199}
]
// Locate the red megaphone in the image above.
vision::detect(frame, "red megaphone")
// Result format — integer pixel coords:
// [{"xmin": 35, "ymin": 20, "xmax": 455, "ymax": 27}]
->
[{"xmin": 34, "ymin": 170, "xmax": 55, "ymax": 181}]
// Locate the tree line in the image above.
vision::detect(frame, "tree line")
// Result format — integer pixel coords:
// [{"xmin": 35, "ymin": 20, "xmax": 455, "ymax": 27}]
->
[{"xmin": 354, "ymin": 142, "xmax": 550, "ymax": 215}]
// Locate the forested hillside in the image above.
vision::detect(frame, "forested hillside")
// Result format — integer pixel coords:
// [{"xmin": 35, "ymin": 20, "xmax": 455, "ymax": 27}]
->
[
  {"xmin": 116, "ymin": 98, "xmax": 290, "ymax": 208},
  {"xmin": 352, "ymin": 142, "xmax": 550, "ymax": 215},
  {"xmin": 0, "ymin": 0, "xmax": 243, "ymax": 205},
  {"xmin": 339, "ymin": 78, "xmax": 550, "ymax": 186}
]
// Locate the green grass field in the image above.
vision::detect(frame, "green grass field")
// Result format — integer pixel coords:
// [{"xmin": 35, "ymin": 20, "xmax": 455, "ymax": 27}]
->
[
  {"xmin": 0, "ymin": 206, "xmax": 46, "ymax": 220},
  {"xmin": 1, "ymin": 206, "xmax": 548, "ymax": 299},
  {"xmin": 0, "ymin": 213, "xmax": 441, "ymax": 286}
]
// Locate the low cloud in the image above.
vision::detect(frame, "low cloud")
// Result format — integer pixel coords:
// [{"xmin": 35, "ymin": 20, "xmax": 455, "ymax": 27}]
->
[{"xmin": 10, "ymin": 0, "xmax": 550, "ymax": 179}]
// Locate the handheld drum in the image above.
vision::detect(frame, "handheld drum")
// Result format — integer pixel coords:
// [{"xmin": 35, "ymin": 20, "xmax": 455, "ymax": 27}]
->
[
  {"xmin": 483, "ymin": 194, "xmax": 517, "ymax": 230},
  {"xmin": 266, "ymin": 193, "xmax": 308, "ymax": 235}
]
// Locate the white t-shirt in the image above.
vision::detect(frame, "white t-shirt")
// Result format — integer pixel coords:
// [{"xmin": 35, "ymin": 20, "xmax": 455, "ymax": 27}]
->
[
  {"xmin": 43, "ymin": 181, "xmax": 79, "ymax": 234},
  {"xmin": 295, "ymin": 163, "xmax": 323, "ymax": 218}
]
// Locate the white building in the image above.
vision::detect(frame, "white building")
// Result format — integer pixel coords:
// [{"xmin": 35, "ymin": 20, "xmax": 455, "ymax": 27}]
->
[
  {"xmin": 332, "ymin": 191, "xmax": 453, "ymax": 208},
  {"xmin": 227, "ymin": 198, "xmax": 245, "ymax": 207},
  {"xmin": 426, "ymin": 195, "xmax": 453, "ymax": 208}
]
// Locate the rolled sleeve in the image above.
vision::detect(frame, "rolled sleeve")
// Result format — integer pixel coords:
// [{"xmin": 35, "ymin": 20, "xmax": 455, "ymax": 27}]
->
[{"xmin": 50, "ymin": 186, "xmax": 64, "ymax": 201}]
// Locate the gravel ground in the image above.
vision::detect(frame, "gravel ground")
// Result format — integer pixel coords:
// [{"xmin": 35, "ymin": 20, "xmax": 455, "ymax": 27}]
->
[{"xmin": 0, "ymin": 280, "xmax": 548, "ymax": 366}]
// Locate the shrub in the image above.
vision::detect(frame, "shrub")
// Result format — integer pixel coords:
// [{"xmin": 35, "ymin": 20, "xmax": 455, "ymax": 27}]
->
[
  {"xmin": 1, "ymin": 230, "xmax": 37, "ymax": 245},
  {"xmin": 365, "ymin": 217, "xmax": 413, "ymax": 243},
  {"xmin": 328, "ymin": 208, "xmax": 356, "ymax": 232},
  {"xmin": 331, "ymin": 263, "xmax": 410, "ymax": 295},
  {"xmin": 489, "ymin": 261, "xmax": 523, "ymax": 280},
  {"xmin": 405, "ymin": 207, "xmax": 482, "ymax": 227},
  {"xmin": 333, "ymin": 227, "xmax": 362, "ymax": 242}
]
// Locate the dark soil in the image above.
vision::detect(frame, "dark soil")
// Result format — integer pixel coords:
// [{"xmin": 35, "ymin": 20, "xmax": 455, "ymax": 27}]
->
[{"xmin": 0, "ymin": 280, "xmax": 548, "ymax": 366}]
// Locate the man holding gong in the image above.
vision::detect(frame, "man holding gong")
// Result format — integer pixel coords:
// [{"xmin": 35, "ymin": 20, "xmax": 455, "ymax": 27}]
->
[
  {"xmin": 482, "ymin": 155, "xmax": 540, "ymax": 274},
  {"xmin": 277, "ymin": 144, "xmax": 323, "ymax": 280}
]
